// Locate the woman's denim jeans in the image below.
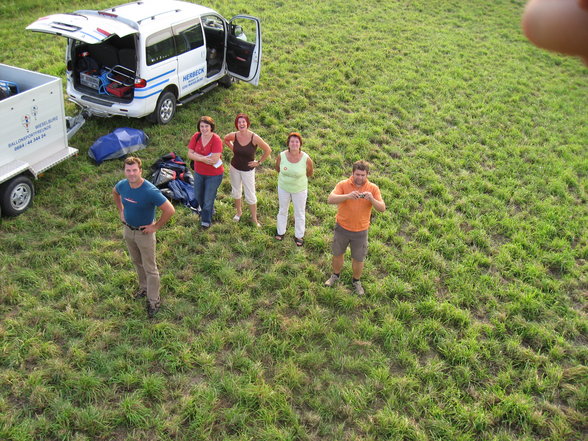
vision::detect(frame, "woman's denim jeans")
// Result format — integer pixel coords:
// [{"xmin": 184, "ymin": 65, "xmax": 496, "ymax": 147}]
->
[{"xmin": 194, "ymin": 172, "xmax": 223, "ymax": 225}]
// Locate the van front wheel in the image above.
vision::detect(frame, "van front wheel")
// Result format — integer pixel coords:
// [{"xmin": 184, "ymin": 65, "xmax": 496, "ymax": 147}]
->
[
  {"xmin": 0, "ymin": 175, "xmax": 34, "ymax": 216},
  {"xmin": 150, "ymin": 91, "xmax": 176, "ymax": 124}
]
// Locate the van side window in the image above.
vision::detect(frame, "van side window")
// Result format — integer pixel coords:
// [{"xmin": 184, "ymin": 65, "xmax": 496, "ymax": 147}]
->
[
  {"xmin": 146, "ymin": 29, "xmax": 175, "ymax": 66},
  {"xmin": 175, "ymin": 23, "xmax": 204, "ymax": 55}
]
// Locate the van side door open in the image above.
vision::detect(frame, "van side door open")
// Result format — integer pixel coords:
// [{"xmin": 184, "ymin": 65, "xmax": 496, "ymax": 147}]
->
[{"xmin": 225, "ymin": 16, "xmax": 262, "ymax": 85}]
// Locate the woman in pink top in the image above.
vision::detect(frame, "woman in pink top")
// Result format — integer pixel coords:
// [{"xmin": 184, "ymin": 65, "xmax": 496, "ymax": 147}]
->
[{"xmin": 187, "ymin": 116, "xmax": 224, "ymax": 229}]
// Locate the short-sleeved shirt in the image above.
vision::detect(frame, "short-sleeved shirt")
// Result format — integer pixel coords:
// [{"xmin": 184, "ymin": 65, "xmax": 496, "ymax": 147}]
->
[
  {"xmin": 333, "ymin": 176, "xmax": 382, "ymax": 232},
  {"xmin": 188, "ymin": 132, "xmax": 224, "ymax": 176},
  {"xmin": 278, "ymin": 151, "xmax": 309, "ymax": 194},
  {"xmin": 115, "ymin": 179, "xmax": 167, "ymax": 228}
]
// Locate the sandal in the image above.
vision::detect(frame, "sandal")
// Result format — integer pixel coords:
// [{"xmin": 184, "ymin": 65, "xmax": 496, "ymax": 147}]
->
[
  {"xmin": 275, "ymin": 233, "xmax": 285, "ymax": 241},
  {"xmin": 294, "ymin": 237, "xmax": 304, "ymax": 247}
]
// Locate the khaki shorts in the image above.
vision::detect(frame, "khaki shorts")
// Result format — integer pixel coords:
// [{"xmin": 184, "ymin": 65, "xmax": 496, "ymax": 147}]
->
[{"xmin": 331, "ymin": 223, "xmax": 368, "ymax": 261}]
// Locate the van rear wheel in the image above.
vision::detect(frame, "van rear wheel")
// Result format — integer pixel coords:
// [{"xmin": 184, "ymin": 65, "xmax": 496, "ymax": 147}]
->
[
  {"xmin": 150, "ymin": 91, "xmax": 176, "ymax": 124},
  {"xmin": 0, "ymin": 175, "xmax": 34, "ymax": 216}
]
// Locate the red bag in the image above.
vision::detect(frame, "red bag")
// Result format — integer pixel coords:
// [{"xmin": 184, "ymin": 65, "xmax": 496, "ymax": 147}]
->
[{"xmin": 106, "ymin": 82, "xmax": 132, "ymax": 97}]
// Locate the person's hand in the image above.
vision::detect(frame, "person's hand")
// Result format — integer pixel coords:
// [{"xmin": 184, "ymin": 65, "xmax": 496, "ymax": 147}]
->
[
  {"xmin": 362, "ymin": 192, "xmax": 374, "ymax": 202},
  {"xmin": 522, "ymin": 0, "xmax": 588, "ymax": 65},
  {"xmin": 140, "ymin": 223, "xmax": 158, "ymax": 234},
  {"xmin": 349, "ymin": 191, "xmax": 364, "ymax": 199}
]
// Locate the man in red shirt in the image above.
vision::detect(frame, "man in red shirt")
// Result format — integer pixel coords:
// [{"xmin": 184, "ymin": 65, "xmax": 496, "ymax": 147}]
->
[{"xmin": 325, "ymin": 160, "xmax": 386, "ymax": 295}]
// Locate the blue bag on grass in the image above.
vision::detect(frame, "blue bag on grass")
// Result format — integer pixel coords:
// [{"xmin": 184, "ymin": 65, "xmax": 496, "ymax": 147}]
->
[
  {"xmin": 88, "ymin": 128, "xmax": 149, "ymax": 164},
  {"xmin": 148, "ymin": 152, "xmax": 198, "ymax": 210},
  {"xmin": 168, "ymin": 179, "xmax": 197, "ymax": 208}
]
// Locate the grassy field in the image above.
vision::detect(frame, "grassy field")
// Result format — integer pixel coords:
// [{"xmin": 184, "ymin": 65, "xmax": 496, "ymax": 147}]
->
[{"xmin": 1, "ymin": 0, "xmax": 587, "ymax": 440}]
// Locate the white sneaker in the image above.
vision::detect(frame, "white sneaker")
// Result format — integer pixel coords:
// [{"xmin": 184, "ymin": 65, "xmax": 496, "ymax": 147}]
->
[{"xmin": 324, "ymin": 274, "xmax": 339, "ymax": 287}]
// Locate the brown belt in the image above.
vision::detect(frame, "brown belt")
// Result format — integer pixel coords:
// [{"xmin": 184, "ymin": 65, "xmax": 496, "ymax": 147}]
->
[{"xmin": 123, "ymin": 221, "xmax": 142, "ymax": 231}]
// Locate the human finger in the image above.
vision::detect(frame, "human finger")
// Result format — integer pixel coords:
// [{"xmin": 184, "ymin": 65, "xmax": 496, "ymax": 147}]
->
[{"xmin": 522, "ymin": 0, "xmax": 588, "ymax": 64}]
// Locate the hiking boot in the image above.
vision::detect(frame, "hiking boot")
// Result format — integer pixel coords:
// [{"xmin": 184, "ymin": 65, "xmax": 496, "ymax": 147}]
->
[
  {"xmin": 352, "ymin": 280, "xmax": 365, "ymax": 295},
  {"xmin": 133, "ymin": 289, "xmax": 146, "ymax": 299},
  {"xmin": 324, "ymin": 274, "xmax": 339, "ymax": 287}
]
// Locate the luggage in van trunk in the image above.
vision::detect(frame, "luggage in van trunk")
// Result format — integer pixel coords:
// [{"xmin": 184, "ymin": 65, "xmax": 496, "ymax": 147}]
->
[{"xmin": 106, "ymin": 82, "xmax": 132, "ymax": 97}]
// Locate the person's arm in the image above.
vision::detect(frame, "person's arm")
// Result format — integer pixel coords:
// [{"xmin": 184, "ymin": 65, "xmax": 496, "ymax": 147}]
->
[
  {"xmin": 522, "ymin": 0, "xmax": 588, "ymax": 65},
  {"xmin": 187, "ymin": 148, "xmax": 213, "ymax": 164},
  {"xmin": 112, "ymin": 187, "xmax": 125, "ymax": 223},
  {"xmin": 207, "ymin": 136, "xmax": 223, "ymax": 163},
  {"xmin": 363, "ymin": 191, "xmax": 386, "ymax": 212},
  {"xmin": 275, "ymin": 154, "xmax": 281, "ymax": 173},
  {"xmin": 223, "ymin": 132, "xmax": 236, "ymax": 152},
  {"xmin": 250, "ymin": 134, "xmax": 272, "ymax": 167},
  {"xmin": 328, "ymin": 188, "xmax": 361, "ymax": 204},
  {"xmin": 188, "ymin": 135, "xmax": 220, "ymax": 165},
  {"xmin": 187, "ymin": 134, "xmax": 208, "ymax": 164},
  {"xmin": 141, "ymin": 200, "xmax": 175, "ymax": 233},
  {"xmin": 306, "ymin": 156, "xmax": 314, "ymax": 178}
]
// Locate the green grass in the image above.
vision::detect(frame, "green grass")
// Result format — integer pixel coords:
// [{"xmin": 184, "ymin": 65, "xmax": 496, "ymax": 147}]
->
[{"xmin": 1, "ymin": 0, "xmax": 587, "ymax": 440}]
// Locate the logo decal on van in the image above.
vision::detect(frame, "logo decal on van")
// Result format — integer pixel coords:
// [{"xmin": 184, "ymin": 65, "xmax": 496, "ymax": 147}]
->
[{"xmin": 182, "ymin": 67, "xmax": 205, "ymax": 90}]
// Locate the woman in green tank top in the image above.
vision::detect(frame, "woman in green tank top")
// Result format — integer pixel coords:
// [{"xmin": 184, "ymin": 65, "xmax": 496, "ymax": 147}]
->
[{"xmin": 275, "ymin": 132, "xmax": 314, "ymax": 246}]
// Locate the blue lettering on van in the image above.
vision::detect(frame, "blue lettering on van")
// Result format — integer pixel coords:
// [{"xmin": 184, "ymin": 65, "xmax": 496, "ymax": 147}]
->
[
  {"xmin": 181, "ymin": 68, "xmax": 205, "ymax": 90},
  {"xmin": 183, "ymin": 68, "xmax": 205, "ymax": 82}
]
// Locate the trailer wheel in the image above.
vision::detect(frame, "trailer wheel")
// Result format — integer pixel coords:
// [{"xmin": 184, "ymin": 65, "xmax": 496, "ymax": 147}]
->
[
  {"xmin": 150, "ymin": 91, "xmax": 176, "ymax": 124},
  {"xmin": 0, "ymin": 176, "xmax": 34, "ymax": 216}
]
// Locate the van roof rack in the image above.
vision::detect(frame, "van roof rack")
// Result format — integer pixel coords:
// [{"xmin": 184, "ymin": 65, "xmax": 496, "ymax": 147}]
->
[{"xmin": 136, "ymin": 9, "xmax": 181, "ymax": 25}]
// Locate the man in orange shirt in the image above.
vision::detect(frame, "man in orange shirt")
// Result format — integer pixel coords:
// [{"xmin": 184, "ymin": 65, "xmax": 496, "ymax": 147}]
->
[{"xmin": 325, "ymin": 160, "xmax": 386, "ymax": 295}]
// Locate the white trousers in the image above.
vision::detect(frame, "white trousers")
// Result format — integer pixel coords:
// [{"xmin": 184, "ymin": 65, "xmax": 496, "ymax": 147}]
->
[
  {"xmin": 229, "ymin": 165, "xmax": 257, "ymax": 205},
  {"xmin": 277, "ymin": 186, "xmax": 307, "ymax": 239}
]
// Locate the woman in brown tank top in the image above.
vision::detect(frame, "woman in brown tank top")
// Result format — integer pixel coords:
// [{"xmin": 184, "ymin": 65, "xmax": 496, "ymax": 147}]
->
[{"xmin": 223, "ymin": 113, "xmax": 272, "ymax": 226}]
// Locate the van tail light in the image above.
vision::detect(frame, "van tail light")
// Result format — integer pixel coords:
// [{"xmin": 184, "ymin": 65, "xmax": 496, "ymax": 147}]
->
[
  {"xmin": 134, "ymin": 78, "xmax": 147, "ymax": 88},
  {"xmin": 96, "ymin": 28, "xmax": 111, "ymax": 37}
]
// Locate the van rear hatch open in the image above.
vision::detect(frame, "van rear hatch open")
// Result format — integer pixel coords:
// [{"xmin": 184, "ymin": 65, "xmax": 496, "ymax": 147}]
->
[{"xmin": 26, "ymin": 11, "xmax": 137, "ymax": 44}]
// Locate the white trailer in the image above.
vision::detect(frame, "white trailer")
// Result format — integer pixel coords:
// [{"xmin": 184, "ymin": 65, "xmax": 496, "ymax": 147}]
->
[{"xmin": 0, "ymin": 63, "xmax": 84, "ymax": 216}]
